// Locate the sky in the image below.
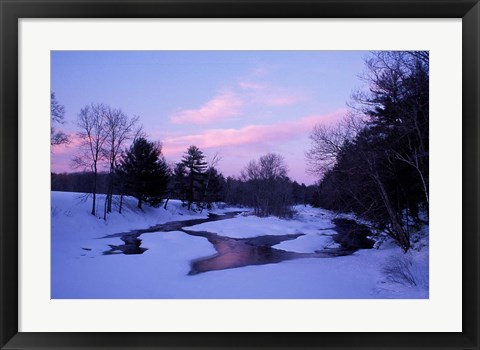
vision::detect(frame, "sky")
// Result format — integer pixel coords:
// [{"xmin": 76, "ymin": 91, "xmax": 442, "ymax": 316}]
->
[{"xmin": 51, "ymin": 50, "xmax": 369, "ymax": 185}]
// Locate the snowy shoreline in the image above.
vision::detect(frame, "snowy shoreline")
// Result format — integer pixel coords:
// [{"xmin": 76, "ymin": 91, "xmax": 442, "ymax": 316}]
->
[{"xmin": 51, "ymin": 191, "xmax": 429, "ymax": 299}]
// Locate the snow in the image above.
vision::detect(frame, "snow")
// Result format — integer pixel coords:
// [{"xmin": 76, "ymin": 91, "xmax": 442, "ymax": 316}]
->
[
  {"xmin": 275, "ymin": 233, "xmax": 340, "ymax": 253},
  {"xmin": 186, "ymin": 215, "xmax": 335, "ymax": 240},
  {"xmin": 51, "ymin": 191, "xmax": 429, "ymax": 299},
  {"xmin": 186, "ymin": 204, "xmax": 340, "ymax": 253}
]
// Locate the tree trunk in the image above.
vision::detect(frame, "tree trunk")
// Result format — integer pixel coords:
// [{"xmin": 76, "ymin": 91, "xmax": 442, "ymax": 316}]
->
[
  {"xmin": 395, "ymin": 150, "xmax": 429, "ymax": 206},
  {"xmin": 138, "ymin": 197, "xmax": 142, "ymax": 209},
  {"xmin": 107, "ymin": 193, "xmax": 113, "ymax": 213},
  {"xmin": 107, "ymin": 162, "xmax": 114, "ymax": 213},
  {"xmin": 163, "ymin": 195, "xmax": 170, "ymax": 210},
  {"xmin": 119, "ymin": 193, "xmax": 123, "ymax": 214},
  {"xmin": 91, "ymin": 164, "xmax": 97, "ymax": 216},
  {"xmin": 103, "ymin": 194, "xmax": 108, "ymax": 221},
  {"xmin": 417, "ymin": 166, "xmax": 429, "ymax": 206},
  {"xmin": 373, "ymin": 173, "xmax": 410, "ymax": 252}
]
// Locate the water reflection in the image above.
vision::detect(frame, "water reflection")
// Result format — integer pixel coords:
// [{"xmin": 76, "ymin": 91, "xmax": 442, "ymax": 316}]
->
[
  {"xmin": 101, "ymin": 212, "xmax": 374, "ymax": 274},
  {"xmin": 186, "ymin": 232, "xmax": 303, "ymax": 275}
]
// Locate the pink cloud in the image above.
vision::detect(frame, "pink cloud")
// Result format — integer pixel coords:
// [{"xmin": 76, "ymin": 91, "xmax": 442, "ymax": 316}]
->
[
  {"xmin": 238, "ymin": 81, "xmax": 266, "ymax": 91},
  {"xmin": 162, "ymin": 109, "xmax": 346, "ymax": 156},
  {"xmin": 238, "ymin": 79, "xmax": 304, "ymax": 107},
  {"xmin": 169, "ymin": 75, "xmax": 305, "ymax": 127},
  {"xmin": 170, "ymin": 91, "xmax": 243, "ymax": 125},
  {"xmin": 263, "ymin": 94, "xmax": 304, "ymax": 106}
]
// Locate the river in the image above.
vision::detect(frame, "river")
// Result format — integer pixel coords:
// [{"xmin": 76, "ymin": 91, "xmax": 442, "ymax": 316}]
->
[{"xmin": 101, "ymin": 211, "xmax": 374, "ymax": 275}]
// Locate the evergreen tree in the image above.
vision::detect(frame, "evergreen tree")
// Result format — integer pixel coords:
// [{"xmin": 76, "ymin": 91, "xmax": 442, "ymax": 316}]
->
[
  {"xmin": 117, "ymin": 137, "xmax": 169, "ymax": 209},
  {"xmin": 309, "ymin": 51, "xmax": 429, "ymax": 252},
  {"xmin": 180, "ymin": 145, "xmax": 208, "ymax": 210},
  {"xmin": 203, "ymin": 167, "xmax": 225, "ymax": 208},
  {"xmin": 172, "ymin": 162, "xmax": 188, "ymax": 204}
]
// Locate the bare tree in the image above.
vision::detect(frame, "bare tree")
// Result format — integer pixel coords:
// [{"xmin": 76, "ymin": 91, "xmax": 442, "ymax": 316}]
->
[
  {"xmin": 51, "ymin": 93, "xmax": 69, "ymax": 146},
  {"xmin": 306, "ymin": 114, "xmax": 363, "ymax": 179},
  {"xmin": 258, "ymin": 153, "xmax": 288, "ymax": 180},
  {"xmin": 73, "ymin": 103, "xmax": 108, "ymax": 216},
  {"xmin": 103, "ymin": 108, "xmax": 139, "ymax": 215},
  {"xmin": 241, "ymin": 153, "xmax": 291, "ymax": 217}
]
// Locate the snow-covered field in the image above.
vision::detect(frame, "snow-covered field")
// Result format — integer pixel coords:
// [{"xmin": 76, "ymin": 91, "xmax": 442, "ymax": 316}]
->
[{"xmin": 51, "ymin": 191, "xmax": 429, "ymax": 299}]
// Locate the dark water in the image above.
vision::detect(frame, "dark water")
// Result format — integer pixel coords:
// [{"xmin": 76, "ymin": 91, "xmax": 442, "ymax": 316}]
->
[
  {"xmin": 185, "ymin": 231, "xmax": 308, "ymax": 275},
  {"xmin": 101, "ymin": 212, "xmax": 374, "ymax": 274},
  {"xmin": 330, "ymin": 218, "xmax": 375, "ymax": 250},
  {"xmin": 101, "ymin": 212, "xmax": 242, "ymax": 255}
]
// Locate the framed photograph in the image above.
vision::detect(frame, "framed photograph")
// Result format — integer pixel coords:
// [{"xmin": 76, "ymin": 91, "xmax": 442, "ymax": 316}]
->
[{"xmin": 1, "ymin": 0, "xmax": 478, "ymax": 349}]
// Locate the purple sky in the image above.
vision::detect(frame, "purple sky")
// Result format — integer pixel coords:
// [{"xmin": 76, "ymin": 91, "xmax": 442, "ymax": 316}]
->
[{"xmin": 51, "ymin": 51, "xmax": 368, "ymax": 185}]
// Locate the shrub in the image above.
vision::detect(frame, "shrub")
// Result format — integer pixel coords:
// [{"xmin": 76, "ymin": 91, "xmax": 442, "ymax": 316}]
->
[{"xmin": 381, "ymin": 254, "xmax": 418, "ymax": 287}]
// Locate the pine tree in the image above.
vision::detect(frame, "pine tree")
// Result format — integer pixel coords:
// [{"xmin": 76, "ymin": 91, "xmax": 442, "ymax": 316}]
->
[
  {"xmin": 117, "ymin": 137, "xmax": 169, "ymax": 209},
  {"xmin": 203, "ymin": 167, "xmax": 225, "ymax": 208},
  {"xmin": 172, "ymin": 162, "xmax": 188, "ymax": 204},
  {"xmin": 309, "ymin": 51, "xmax": 429, "ymax": 252},
  {"xmin": 180, "ymin": 145, "xmax": 208, "ymax": 210}
]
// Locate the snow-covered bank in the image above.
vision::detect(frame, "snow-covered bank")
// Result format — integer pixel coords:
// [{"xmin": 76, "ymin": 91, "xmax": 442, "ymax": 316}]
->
[{"xmin": 51, "ymin": 191, "xmax": 428, "ymax": 298}]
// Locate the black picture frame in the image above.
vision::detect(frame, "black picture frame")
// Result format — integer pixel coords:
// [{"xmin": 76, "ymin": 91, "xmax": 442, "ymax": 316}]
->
[{"xmin": 1, "ymin": 0, "xmax": 479, "ymax": 349}]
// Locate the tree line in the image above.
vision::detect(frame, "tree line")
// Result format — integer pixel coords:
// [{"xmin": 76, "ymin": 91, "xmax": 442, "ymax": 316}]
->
[
  {"xmin": 306, "ymin": 51, "xmax": 429, "ymax": 252},
  {"xmin": 51, "ymin": 93, "xmax": 316, "ymax": 220},
  {"xmin": 52, "ymin": 141, "xmax": 316, "ymax": 219}
]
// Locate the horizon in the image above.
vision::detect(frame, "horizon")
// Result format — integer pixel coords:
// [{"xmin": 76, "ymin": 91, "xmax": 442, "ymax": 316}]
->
[{"xmin": 51, "ymin": 50, "xmax": 369, "ymax": 185}]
